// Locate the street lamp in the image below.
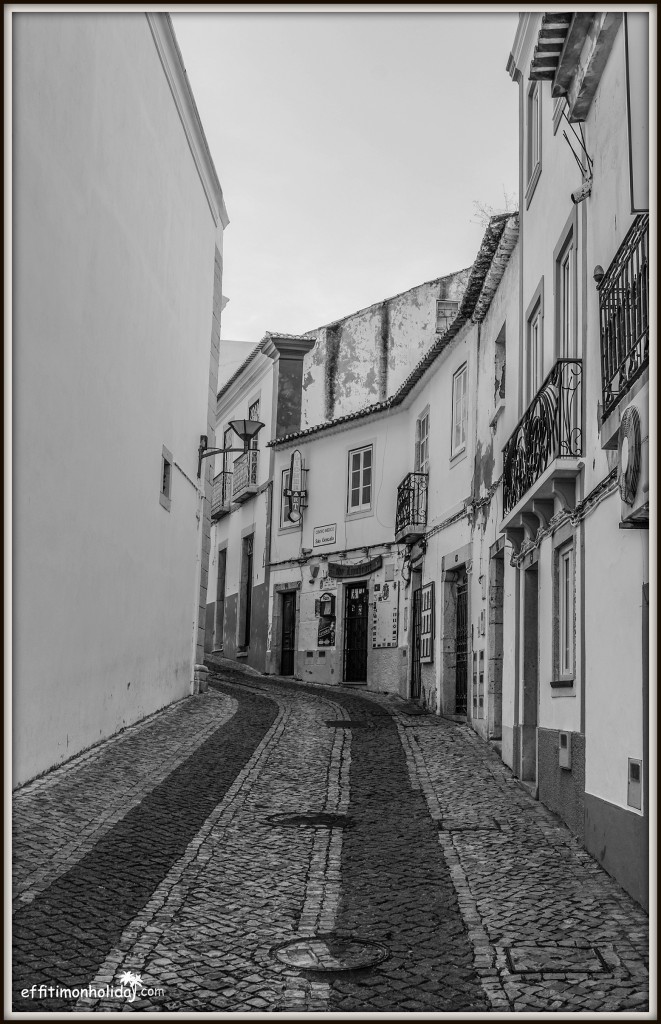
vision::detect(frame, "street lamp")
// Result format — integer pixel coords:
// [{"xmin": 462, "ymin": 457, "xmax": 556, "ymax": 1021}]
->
[{"xmin": 197, "ymin": 419, "xmax": 265, "ymax": 479}]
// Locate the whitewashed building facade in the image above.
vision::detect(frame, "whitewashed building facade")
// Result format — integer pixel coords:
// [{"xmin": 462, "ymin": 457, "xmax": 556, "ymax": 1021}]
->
[
  {"xmin": 499, "ymin": 12, "xmax": 649, "ymax": 907},
  {"xmin": 13, "ymin": 14, "xmax": 228, "ymax": 785}
]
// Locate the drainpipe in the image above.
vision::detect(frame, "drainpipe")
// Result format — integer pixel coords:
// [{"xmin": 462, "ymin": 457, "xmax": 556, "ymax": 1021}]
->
[{"xmin": 513, "ymin": 553, "xmax": 521, "ymax": 776}]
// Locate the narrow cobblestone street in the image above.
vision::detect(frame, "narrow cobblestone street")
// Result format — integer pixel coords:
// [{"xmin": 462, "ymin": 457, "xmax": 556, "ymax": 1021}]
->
[{"xmin": 12, "ymin": 668, "xmax": 649, "ymax": 1015}]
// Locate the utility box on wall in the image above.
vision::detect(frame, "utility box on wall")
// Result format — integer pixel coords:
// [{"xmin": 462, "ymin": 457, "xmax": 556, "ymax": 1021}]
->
[
  {"xmin": 559, "ymin": 731, "xmax": 572, "ymax": 769},
  {"xmin": 627, "ymin": 758, "xmax": 642, "ymax": 810}
]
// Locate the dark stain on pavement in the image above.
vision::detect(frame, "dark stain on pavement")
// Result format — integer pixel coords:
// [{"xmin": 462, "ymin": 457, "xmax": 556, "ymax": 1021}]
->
[
  {"xmin": 12, "ymin": 687, "xmax": 277, "ymax": 1012},
  {"xmin": 326, "ymin": 692, "xmax": 488, "ymax": 1013}
]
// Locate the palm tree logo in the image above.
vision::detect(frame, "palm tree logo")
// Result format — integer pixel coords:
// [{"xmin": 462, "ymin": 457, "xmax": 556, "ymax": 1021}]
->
[{"xmin": 119, "ymin": 971, "xmax": 143, "ymax": 1002}]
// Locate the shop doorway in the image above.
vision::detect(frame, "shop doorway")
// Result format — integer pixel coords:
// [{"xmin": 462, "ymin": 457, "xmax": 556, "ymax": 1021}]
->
[
  {"xmin": 488, "ymin": 550, "xmax": 504, "ymax": 739},
  {"xmin": 411, "ymin": 579, "xmax": 422, "ymax": 699},
  {"xmin": 521, "ymin": 563, "xmax": 539, "ymax": 782},
  {"xmin": 280, "ymin": 591, "xmax": 296, "ymax": 675},
  {"xmin": 455, "ymin": 570, "xmax": 469, "ymax": 715},
  {"xmin": 344, "ymin": 582, "xmax": 369, "ymax": 682}
]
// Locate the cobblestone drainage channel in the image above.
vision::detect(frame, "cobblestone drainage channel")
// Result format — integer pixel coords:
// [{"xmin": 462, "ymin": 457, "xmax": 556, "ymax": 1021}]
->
[
  {"xmin": 325, "ymin": 720, "xmax": 374, "ymax": 729},
  {"xmin": 272, "ymin": 935, "xmax": 390, "ymax": 972},
  {"xmin": 267, "ymin": 812, "xmax": 352, "ymax": 829}
]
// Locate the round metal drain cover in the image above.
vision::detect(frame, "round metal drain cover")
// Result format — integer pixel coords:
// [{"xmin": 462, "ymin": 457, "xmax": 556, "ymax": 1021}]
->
[
  {"xmin": 273, "ymin": 934, "xmax": 389, "ymax": 972},
  {"xmin": 267, "ymin": 812, "xmax": 351, "ymax": 829}
]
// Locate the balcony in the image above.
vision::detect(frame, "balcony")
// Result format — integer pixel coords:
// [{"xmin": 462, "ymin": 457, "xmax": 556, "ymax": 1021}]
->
[
  {"xmin": 395, "ymin": 472, "xmax": 428, "ymax": 545},
  {"xmin": 599, "ymin": 214, "xmax": 649, "ymax": 426},
  {"xmin": 502, "ymin": 359, "xmax": 582, "ymax": 525},
  {"xmin": 232, "ymin": 449, "xmax": 259, "ymax": 504},
  {"xmin": 211, "ymin": 471, "xmax": 233, "ymax": 520}
]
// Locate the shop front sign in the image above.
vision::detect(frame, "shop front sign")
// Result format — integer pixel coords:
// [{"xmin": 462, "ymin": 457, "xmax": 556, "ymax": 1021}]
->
[{"xmin": 327, "ymin": 555, "xmax": 382, "ymax": 579}]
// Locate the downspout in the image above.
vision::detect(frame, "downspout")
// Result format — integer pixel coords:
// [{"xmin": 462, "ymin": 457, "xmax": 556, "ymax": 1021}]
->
[{"xmin": 513, "ymin": 555, "xmax": 521, "ymax": 776}]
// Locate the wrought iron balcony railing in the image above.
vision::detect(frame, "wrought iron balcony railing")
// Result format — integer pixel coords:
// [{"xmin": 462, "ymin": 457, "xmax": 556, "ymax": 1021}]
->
[
  {"xmin": 599, "ymin": 214, "xmax": 649, "ymax": 420},
  {"xmin": 232, "ymin": 449, "xmax": 258, "ymax": 503},
  {"xmin": 211, "ymin": 471, "xmax": 233, "ymax": 519},
  {"xmin": 502, "ymin": 358, "xmax": 582, "ymax": 516},
  {"xmin": 395, "ymin": 472, "xmax": 428, "ymax": 544}
]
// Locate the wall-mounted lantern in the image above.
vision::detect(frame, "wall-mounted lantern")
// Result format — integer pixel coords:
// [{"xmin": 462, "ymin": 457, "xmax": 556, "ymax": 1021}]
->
[{"xmin": 197, "ymin": 419, "xmax": 265, "ymax": 478}]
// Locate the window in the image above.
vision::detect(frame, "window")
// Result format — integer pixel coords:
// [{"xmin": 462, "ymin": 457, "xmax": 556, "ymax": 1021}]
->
[
  {"xmin": 451, "ymin": 365, "xmax": 468, "ymax": 456},
  {"xmin": 347, "ymin": 445, "xmax": 372, "ymax": 513},
  {"xmin": 415, "ymin": 410, "xmax": 430, "ymax": 474},
  {"xmin": 159, "ymin": 445, "xmax": 172, "ymax": 512},
  {"xmin": 420, "ymin": 582, "xmax": 434, "ymax": 663},
  {"xmin": 222, "ymin": 427, "xmax": 233, "ymax": 473},
  {"xmin": 556, "ymin": 541, "xmax": 574, "ymax": 678},
  {"xmin": 554, "ymin": 217, "xmax": 577, "ymax": 360},
  {"xmin": 248, "ymin": 398, "xmax": 261, "ymax": 448},
  {"xmin": 526, "ymin": 81, "xmax": 542, "ymax": 205},
  {"xmin": 526, "ymin": 302, "xmax": 543, "ymax": 406},
  {"xmin": 436, "ymin": 300, "xmax": 459, "ymax": 335},
  {"xmin": 558, "ymin": 242, "xmax": 574, "ymax": 357}
]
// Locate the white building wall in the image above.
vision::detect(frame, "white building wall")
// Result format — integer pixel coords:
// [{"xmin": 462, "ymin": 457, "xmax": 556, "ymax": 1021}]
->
[
  {"xmin": 207, "ymin": 353, "xmax": 275, "ymax": 663},
  {"xmin": 268, "ymin": 416, "xmax": 409, "ymax": 691},
  {"xmin": 13, "ymin": 14, "xmax": 225, "ymax": 785},
  {"xmin": 584, "ymin": 496, "xmax": 646, "ymax": 807}
]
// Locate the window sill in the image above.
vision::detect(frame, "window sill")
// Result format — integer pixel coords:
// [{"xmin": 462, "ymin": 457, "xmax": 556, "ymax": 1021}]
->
[
  {"xmin": 159, "ymin": 492, "xmax": 171, "ymax": 512},
  {"xmin": 449, "ymin": 447, "xmax": 467, "ymax": 467},
  {"xmin": 345, "ymin": 508, "xmax": 374, "ymax": 522},
  {"xmin": 277, "ymin": 523, "xmax": 301, "ymax": 536},
  {"xmin": 525, "ymin": 161, "xmax": 542, "ymax": 209},
  {"xmin": 550, "ymin": 677, "xmax": 574, "ymax": 688}
]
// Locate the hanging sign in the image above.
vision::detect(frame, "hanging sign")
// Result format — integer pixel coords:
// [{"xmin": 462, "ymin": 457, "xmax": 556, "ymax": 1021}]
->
[
  {"xmin": 328, "ymin": 555, "xmax": 382, "ymax": 579},
  {"xmin": 284, "ymin": 449, "xmax": 307, "ymax": 523}
]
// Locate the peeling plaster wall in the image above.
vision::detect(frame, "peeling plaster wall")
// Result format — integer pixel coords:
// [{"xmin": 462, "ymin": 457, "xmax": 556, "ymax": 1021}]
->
[{"xmin": 300, "ymin": 269, "xmax": 470, "ymax": 428}]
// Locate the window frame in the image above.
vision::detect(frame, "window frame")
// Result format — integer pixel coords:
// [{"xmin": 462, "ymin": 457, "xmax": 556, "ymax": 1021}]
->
[
  {"xmin": 451, "ymin": 364, "xmax": 468, "ymax": 458},
  {"xmin": 555, "ymin": 539, "xmax": 575, "ymax": 681},
  {"xmin": 527, "ymin": 304, "xmax": 543, "ymax": 405},
  {"xmin": 347, "ymin": 443, "xmax": 374, "ymax": 516},
  {"xmin": 416, "ymin": 407, "xmax": 430, "ymax": 475},
  {"xmin": 159, "ymin": 444, "xmax": 172, "ymax": 512},
  {"xmin": 436, "ymin": 299, "xmax": 459, "ymax": 335},
  {"xmin": 524, "ymin": 278, "xmax": 545, "ymax": 410},
  {"xmin": 525, "ymin": 80, "xmax": 542, "ymax": 207},
  {"xmin": 554, "ymin": 209, "xmax": 579, "ymax": 361},
  {"xmin": 248, "ymin": 397, "xmax": 261, "ymax": 449}
]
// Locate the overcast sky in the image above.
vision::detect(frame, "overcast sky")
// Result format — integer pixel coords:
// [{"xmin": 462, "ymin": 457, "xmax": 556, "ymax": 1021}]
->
[{"xmin": 172, "ymin": 9, "xmax": 519, "ymax": 342}]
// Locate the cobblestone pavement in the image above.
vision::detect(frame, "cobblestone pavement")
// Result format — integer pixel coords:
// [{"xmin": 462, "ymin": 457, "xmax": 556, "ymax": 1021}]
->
[{"xmin": 11, "ymin": 668, "xmax": 650, "ymax": 1015}]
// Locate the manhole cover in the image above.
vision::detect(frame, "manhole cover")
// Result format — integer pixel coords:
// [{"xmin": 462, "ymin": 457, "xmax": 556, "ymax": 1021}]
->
[
  {"xmin": 267, "ymin": 812, "xmax": 351, "ymax": 829},
  {"xmin": 505, "ymin": 944, "xmax": 609, "ymax": 974},
  {"xmin": 272, "ymin": 934, "xmax": 389, "ymax": 972}
]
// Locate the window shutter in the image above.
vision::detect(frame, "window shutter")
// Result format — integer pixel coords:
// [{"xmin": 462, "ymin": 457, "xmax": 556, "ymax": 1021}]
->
[{"xmin": 415, "ymin": 419, "xmax": 421, "ymax": 472}]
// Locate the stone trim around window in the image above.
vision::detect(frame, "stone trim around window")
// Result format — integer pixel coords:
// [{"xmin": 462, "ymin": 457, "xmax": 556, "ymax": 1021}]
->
[{"xmin": 159, "ymin": 445, "xmax": 173, "ymax": 512}]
